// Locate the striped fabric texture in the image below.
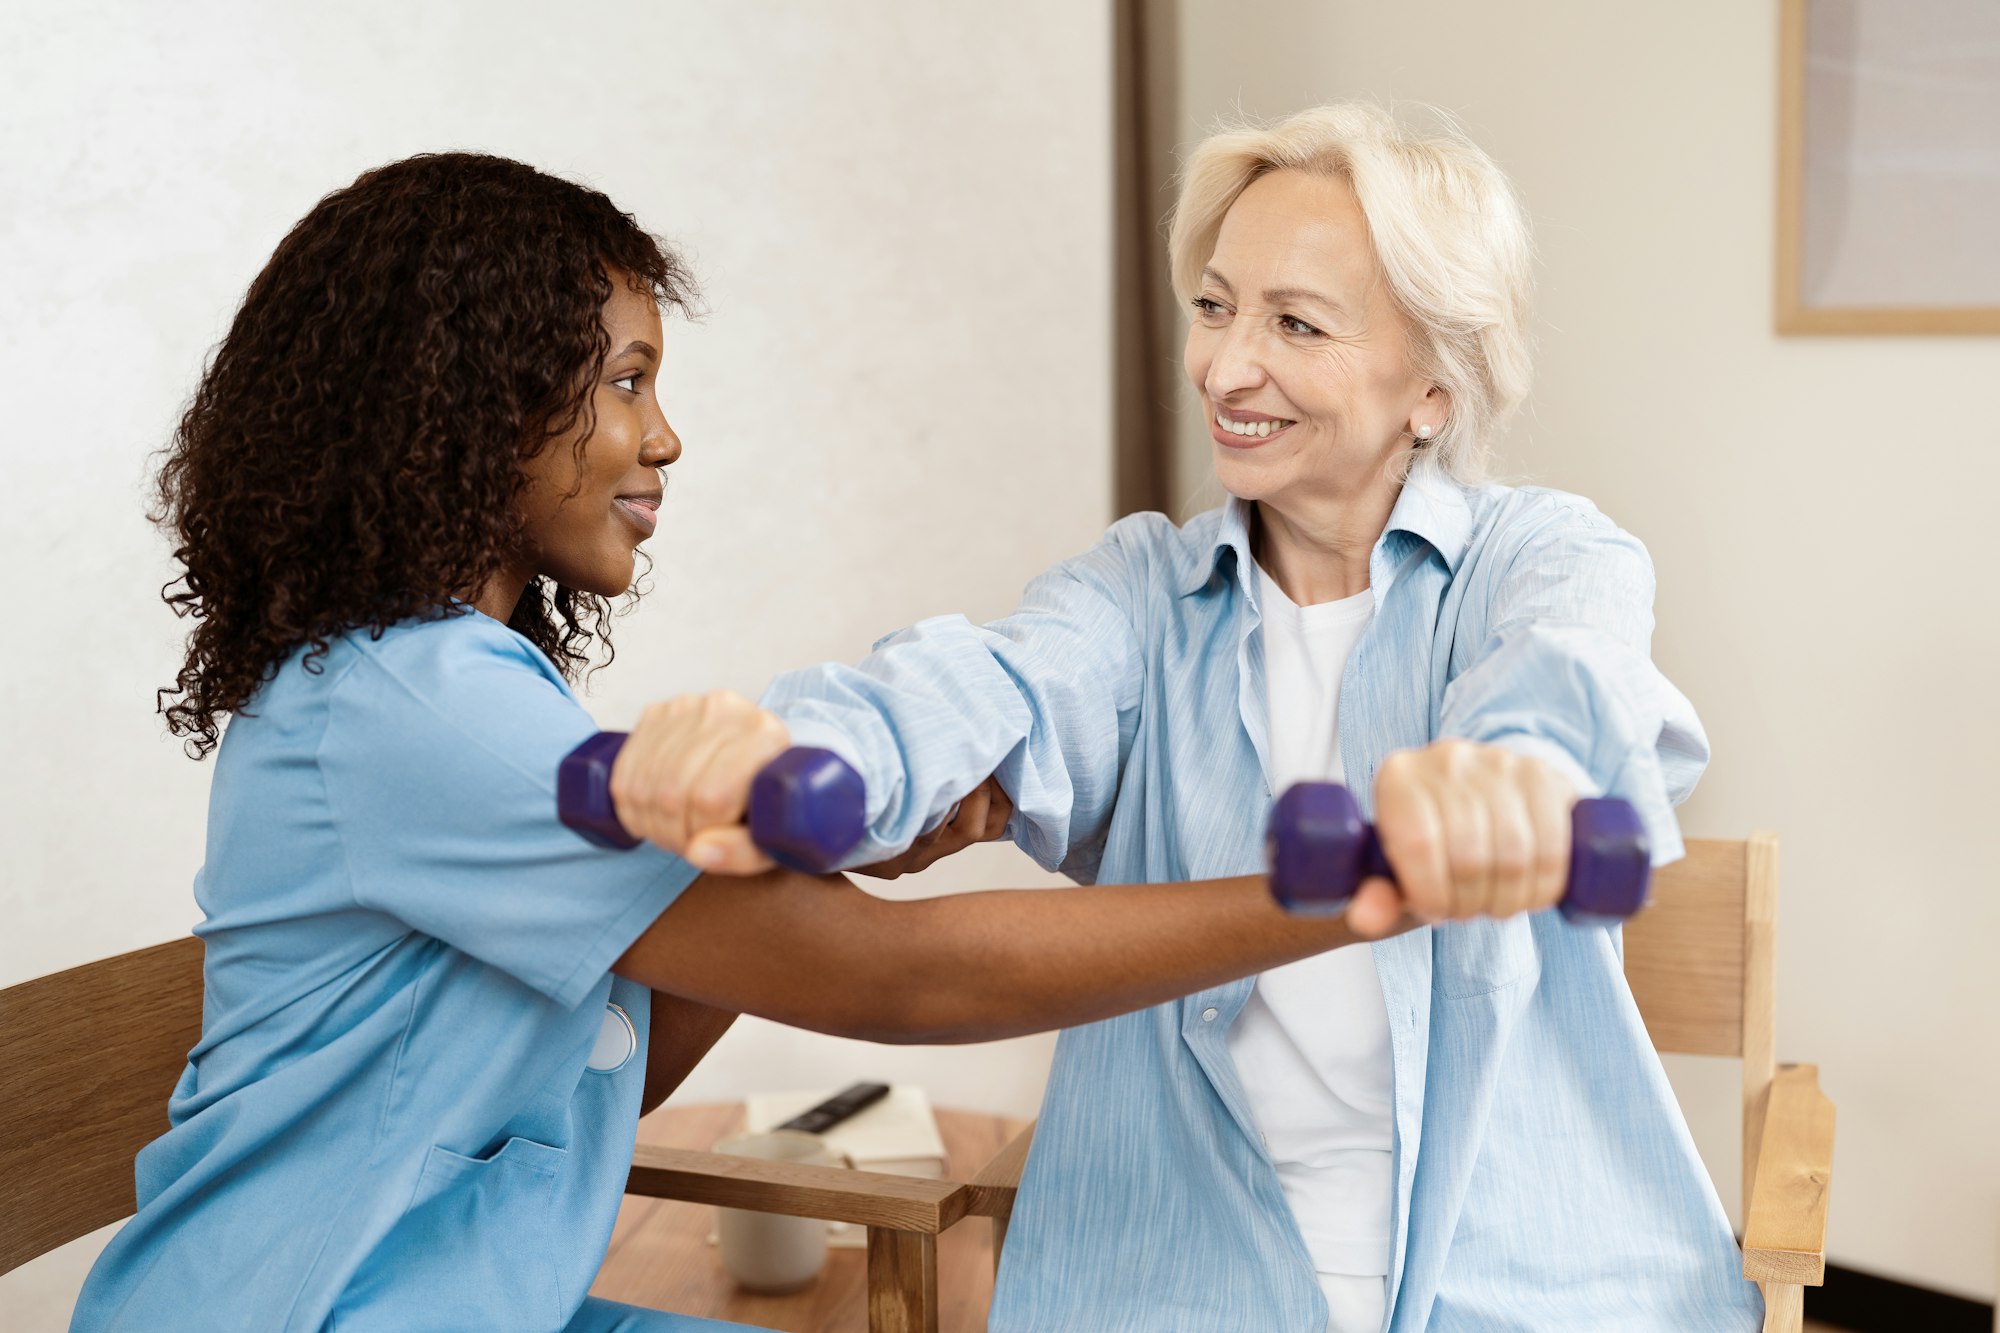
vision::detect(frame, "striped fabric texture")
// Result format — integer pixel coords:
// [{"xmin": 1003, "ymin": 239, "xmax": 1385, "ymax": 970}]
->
[{"xmin": 763, "ymin": 466, "xmax": 1762, "ymax": 1331}]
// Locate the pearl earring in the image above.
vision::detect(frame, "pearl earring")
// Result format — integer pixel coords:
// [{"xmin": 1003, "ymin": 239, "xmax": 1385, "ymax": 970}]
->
[{"xmin": 1415, "ymin": 424, "xmax": 1434, "ymax": 441}]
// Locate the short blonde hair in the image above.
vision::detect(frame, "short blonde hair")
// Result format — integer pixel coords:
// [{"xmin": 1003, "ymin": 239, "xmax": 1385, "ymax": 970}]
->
[{"xmin": 1167, "ymin": 102, "xmax": 1533, "ymax": 483}]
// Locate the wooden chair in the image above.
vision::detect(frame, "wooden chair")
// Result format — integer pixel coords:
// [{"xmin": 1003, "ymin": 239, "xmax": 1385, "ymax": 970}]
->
[
  {"xmin": 814, "ymin": 833, "xmax": 1838, "ymax": 1333},
  {"xmin": 0, "ymin": 833, "xmax": 1833, "ymax": 1333},
  {"xmin": 1621, "ymin": 834, "xmax": 1836, "ymax": 1333},
  {"xmin": 0, "ymin": 937, "xmax": 974, "ymax": 1332}
]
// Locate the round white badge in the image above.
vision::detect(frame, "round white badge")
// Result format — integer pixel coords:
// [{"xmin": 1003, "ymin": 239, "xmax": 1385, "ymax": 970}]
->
[{"xmin": 587, "ymin": 1002, "xmax": 637, "ymax": 1073}]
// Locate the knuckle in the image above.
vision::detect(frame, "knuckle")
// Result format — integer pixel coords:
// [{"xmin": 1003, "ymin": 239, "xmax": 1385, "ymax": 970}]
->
[
  {"xmin": 1437, "ymin": 738, "xmax": 1476, "ymax": 770},
  {"xmin": 1492, "ymin": 841, "xmax": 1532, "ymax": 882},
  {"xmin": 1444, "ymin": 837, "xmax": 1485, "ymax": 883},
  {"xmin": 1377, "ymin": 816, "xmax": 1432, "ymax": 865},
  {"xmin": 688, "ymin": 781, "xmax": 736, "ymax": 823},
  {"xmin": 650, "ymin": 776, "xmax": 687, "ymax": 815}
]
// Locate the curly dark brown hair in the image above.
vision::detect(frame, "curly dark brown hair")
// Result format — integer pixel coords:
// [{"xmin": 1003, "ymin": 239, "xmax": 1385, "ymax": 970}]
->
[{"xmin": 155, "ymin": 152, "xmax": 699, "ymax": 757}]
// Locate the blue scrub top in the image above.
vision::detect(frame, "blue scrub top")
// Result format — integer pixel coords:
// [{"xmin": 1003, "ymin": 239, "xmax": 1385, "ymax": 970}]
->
[{"xmin": 71, "ymin": 611, "xmax": 701, "ymax": 1332}]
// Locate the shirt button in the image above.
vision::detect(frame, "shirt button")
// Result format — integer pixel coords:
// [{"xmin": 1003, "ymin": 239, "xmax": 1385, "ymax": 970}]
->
[{"xmin": 1201, "ymin": 1007, "xmax": 1219, "ymax": 1022}]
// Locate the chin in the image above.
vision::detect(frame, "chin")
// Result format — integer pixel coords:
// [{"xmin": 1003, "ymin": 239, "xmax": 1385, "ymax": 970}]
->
[
  {"xmin": 1210, "ymin": 453, "xmax": 1283, "ymax": 505},
  {"xmin": 552, "ymin": 560, "xmax": 636, "ymax": 601}
]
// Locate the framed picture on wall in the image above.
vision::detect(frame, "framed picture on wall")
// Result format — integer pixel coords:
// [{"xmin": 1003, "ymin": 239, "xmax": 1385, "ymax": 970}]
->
[{"xmin": 1776, "ymin": 0, "xmax": 2000, "ymax": 334}]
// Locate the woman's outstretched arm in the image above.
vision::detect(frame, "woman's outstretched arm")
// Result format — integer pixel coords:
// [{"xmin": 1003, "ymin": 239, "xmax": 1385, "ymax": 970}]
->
[{"xmin": 614, "ymin": 869, "xmax": 1406, "ymax": 1046}]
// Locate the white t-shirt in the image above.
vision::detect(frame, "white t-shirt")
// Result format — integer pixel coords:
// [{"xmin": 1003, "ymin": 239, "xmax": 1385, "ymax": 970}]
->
[{"xmin": 1228, "ymin": 565, "xmax": 1395, "ymax": 1284}]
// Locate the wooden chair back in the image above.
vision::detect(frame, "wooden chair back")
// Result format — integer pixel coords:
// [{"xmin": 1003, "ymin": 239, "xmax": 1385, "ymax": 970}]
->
[
  {"xmin": 1620, "ymin": 833, "xmax": 1779, "ymax": 1221},
  {"xmin": 0, "ymin": 936, "xmax": 205, "ymax": 1275}
]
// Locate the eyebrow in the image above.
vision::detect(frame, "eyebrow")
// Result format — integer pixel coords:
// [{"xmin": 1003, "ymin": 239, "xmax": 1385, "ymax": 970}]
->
[
  {"xmin": 1201, "ymin": 267, "xmax": 1345, "ymax": 316},
  {"xmin": 613, "ymin": 340, "xmax": 660, "ymax": 362},
  {"xmin": 1261, "ymin": 285, "xmax": 1344, "ymax": 313}
]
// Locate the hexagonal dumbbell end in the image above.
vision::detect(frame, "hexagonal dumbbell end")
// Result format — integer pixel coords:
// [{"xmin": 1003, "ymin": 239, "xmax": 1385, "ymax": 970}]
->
[
  {"xmin": 557, "ymin": 734, "xmax": 868, "ymax": 873},
  {"xmin": 558, "ymin": 731, "xmax": 640, "ymax": 850},
  {"xmin": 1556, "ymin": 797, "xmax": 1652, "ymax": 925},
  {"xmin": 1267, "ymin": 782, "xmax": 1375, "ymax": 914},
  {"xmin": 746, "ymin": 746, "xmax": 868, "ymax": 874}
]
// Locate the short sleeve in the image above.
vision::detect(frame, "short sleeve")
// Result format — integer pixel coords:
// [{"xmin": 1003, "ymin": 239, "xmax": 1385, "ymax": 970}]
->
[{"xmin": 317, "ymin": 618, "xmax": 698, "ymax": 1009}]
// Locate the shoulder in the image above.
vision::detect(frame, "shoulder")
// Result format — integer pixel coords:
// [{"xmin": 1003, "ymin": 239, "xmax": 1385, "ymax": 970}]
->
[
  {"xmin": 319, "ymin": 611, "xmax": 579, "ymax": 746},
  {"xmin": 1051, "ymin": 507, "xmax": 1227, "ymax": 600},
  {"xmin": 339, "ymin": 608, "xmax": 566, "ymax": 691},
  {"xmin": 1468, "ymin": 483, "xmax": 1619, "ymax": 543},
  {"xmin": 1462, "ymin": 483, "xmax": 1649, "ymax": 571}
]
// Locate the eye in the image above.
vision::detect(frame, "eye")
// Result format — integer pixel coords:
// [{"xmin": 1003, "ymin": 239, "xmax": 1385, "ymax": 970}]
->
[
  {"xmin": 1191, "ymin": 296, "xmax": 1230, "ymax": 321},
  {"xmin": 611, "ymin": 371, "xmax": 642, "ymax": 394},
  {"xmin": 1278, "ymin": 314, "xmax": 1324, "ymax": 338}
]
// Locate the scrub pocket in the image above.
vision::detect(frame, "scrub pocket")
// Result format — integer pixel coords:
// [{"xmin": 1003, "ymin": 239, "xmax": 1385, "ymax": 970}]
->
[{"xmin": 333, "ymin": 1136, "xmax": 569, "ymax": 1332}]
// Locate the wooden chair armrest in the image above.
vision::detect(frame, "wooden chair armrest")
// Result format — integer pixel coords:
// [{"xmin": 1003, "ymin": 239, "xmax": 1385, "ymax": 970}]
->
[
  {"xmin": 1743, "ymin": 1063, "xmax": 1835, "ymax": 1285},
  {"xmin": 964, "ymin": 1121, "xmax": 1035, "ymax": 1220},
  {"xmin": 627, "ymin": 1143, "xmax": 972, "ymax": 1235}
]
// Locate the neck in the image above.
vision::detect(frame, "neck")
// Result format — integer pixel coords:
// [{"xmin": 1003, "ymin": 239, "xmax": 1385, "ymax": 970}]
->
[
  {"xmin": 467, "ymin": 561, "xmax": 533, "ymax": 623},
  {"xmin": 1253, "ymin": 475, "xmax": 1401, "ymax": 605}
]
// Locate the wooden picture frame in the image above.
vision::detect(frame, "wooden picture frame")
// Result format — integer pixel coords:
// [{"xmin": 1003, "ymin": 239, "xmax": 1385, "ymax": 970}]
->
[{"xmin": 1775, "ymin": 0, "xmax": 2000, "ymax": 334}]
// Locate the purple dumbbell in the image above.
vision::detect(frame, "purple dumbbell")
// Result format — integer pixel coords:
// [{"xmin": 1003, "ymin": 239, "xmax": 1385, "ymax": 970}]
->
[
  {"xmin": 1267, "ymin": 783, "xmax": 1652, "ymax": 926},
  {"xmin": 557, "ymin": 732, "xmax": 867, "ymax": 874}
]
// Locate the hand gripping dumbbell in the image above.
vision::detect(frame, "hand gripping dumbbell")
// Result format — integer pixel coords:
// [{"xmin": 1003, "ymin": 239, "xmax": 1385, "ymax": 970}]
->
[
  {"xmin": 1267, "ymin": 783, "xmax": 1652, "ymax": 926},
  {"xmin": 557, "ymin": 732, "xmax": 867, "ymax": 874}
]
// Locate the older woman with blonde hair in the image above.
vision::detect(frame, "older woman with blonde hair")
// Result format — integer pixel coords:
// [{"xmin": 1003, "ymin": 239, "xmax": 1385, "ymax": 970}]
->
[{"xmin": 617, "ymin": 102, "xmax": 1761, "ymax": 1331}]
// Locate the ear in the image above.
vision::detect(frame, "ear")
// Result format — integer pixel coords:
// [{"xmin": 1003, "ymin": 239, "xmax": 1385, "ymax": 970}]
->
[{"xmin": 1411, "ymin": 384, "xmax": 1451, "ymax": 440}]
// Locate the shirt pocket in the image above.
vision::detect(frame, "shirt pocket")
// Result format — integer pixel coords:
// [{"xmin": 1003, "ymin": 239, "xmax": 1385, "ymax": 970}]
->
[
  {"xmin": 1431, "ymin": 916, "xmax": 1542, "ymax": 1000},
  {"xmin": 335, "ymin": 1136, "xmax": 569, "ymax": 1332}
]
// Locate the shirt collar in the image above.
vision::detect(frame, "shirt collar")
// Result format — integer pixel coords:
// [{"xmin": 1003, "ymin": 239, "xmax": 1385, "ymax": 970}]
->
[{"xmin": 1177, "ymin": 461, "xmax": 1476, "ymax": 599}]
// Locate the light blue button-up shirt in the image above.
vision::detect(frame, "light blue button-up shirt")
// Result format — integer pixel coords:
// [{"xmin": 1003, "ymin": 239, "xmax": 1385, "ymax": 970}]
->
[{"xmin": 765, "ymin": 466, "xmax": 1763, "ymax": 1331}]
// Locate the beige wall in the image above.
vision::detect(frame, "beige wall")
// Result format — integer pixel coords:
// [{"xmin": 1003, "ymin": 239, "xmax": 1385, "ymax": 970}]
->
[
  {"xmin": 1169, "ymin": 0, "xmax": 2000, "ymax": 1302},
  {"xmin": 0, "ymin": 2, "xmax": 1109, "ymax": 1324}
]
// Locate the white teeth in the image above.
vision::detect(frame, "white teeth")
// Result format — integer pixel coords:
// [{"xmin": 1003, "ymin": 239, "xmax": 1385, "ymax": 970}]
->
[{"xmin": 1218, "ymin": 412, "xmax": 1288, "ymax": 437}]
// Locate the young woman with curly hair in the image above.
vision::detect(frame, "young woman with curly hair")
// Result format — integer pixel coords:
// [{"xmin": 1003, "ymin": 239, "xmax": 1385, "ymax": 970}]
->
[{"xmin": 69, "ymin": 153, "xmax": 1406, "ymax": 1333}]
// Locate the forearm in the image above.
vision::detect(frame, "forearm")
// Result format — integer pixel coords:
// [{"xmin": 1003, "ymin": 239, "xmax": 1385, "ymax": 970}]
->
[
  {"xmin": 880, "ymin": 878, "xmax": 1396, "ymax": 1042},
  {"xmin": 763, "ymin": 568, "xmax": 1143, "ymax": 881},
  {"xmin": 614, "ymin": 871, "xmax": 1398, "ymax": 1045},
  {"xmin": 639, "ymin": 992, "xmax": 738, "ymax": 1116}
]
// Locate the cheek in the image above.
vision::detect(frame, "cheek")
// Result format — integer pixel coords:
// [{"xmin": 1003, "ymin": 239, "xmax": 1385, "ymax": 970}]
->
[
  {"xmin": 580, "ymin": 424, "xmax": 634, "ymax": 490},
  {"xmin": 1182, "ymin": 329, "xmax": 1210, "ymax": 390}
]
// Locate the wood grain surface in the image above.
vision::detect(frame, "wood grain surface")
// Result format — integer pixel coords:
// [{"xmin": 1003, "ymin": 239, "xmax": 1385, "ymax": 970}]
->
[{"xmin": 591, "ymin": 1102, "xmax": 1029, "ymax": 1333}]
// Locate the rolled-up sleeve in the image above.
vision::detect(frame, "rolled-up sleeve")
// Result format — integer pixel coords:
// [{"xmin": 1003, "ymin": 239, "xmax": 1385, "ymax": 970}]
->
[
  {"xmin": 761, "ymin": 521, "xmax": 1150, "ymax": 882},
  {"xmin": 1438, "ymin": 503, "xmax": 1709, "ymax": 865}
]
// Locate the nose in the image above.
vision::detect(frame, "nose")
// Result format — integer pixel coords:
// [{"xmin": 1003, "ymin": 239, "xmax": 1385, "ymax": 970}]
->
[
  {"xmin": 641, "ymin": 400, "xmax": 681, "ymax": 469},
  {"xmin": 1203, "ymin": 317, "xmax": 1269, "ymax": 401}
]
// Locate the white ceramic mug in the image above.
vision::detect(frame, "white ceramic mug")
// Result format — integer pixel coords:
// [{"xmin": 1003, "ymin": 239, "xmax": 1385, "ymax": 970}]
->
[{"xmin": 711, "ymin": 1129, "xmax": 851, "ymax": 1294}]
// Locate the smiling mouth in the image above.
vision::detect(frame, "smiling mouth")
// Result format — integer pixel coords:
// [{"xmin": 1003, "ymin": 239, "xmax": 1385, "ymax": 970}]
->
[
  {"xmin": 1212, "ymin": 407, "xmax": 1297, "ymax": 442},
  {"xmin": 614, "ymin": 495, "xmax": 661, "ymax": 532}
]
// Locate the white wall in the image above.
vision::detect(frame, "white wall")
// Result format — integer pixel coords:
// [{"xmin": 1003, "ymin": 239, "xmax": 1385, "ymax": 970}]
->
[
  {"xmin": 0, "ymin": 1, "xmax": 1111, "ymax": 1323},
  {"xmin": 1172, "ymin": 0, "xmax": 2000, "ymax": 1303}
]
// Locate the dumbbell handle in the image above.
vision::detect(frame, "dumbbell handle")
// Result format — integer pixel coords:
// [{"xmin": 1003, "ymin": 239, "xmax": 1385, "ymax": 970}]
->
[
  {"xmin": 1267, "ymin": 783, "xmax": 1651, "ymax": 925},
  {"xmin": 557, "ymin": 732, "xmax": 867, "ymax": 874}
]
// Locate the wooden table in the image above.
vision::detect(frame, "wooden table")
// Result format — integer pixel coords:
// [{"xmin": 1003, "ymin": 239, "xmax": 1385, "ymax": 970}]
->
[{"xmin": 590, "ymin": 1102, "xmax": 1030, "ymax": 1333}]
